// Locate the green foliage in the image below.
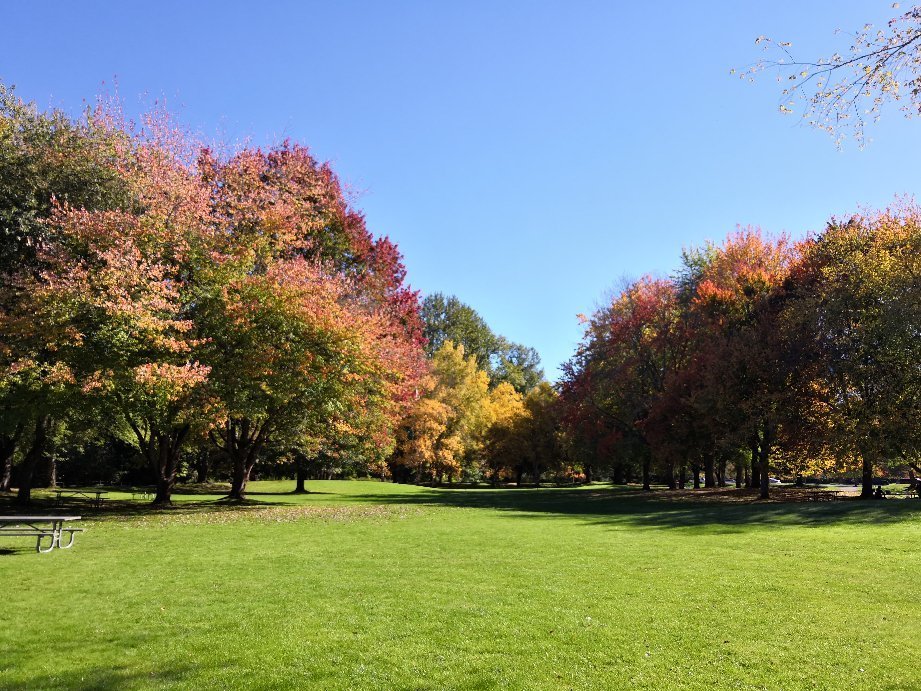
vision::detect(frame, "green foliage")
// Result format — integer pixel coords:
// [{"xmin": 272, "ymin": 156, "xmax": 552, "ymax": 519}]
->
[{"xmin": 421, "ymin": 292, "xmax": 543, "ymax": 394}]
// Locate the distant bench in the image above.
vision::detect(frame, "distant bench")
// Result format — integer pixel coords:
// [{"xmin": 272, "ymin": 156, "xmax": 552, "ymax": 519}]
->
[{"xmin": 0, "ymin": 516, "xmax": 83, "ymax": 553}]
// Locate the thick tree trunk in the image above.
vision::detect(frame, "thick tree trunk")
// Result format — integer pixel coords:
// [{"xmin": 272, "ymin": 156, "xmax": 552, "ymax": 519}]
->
[
  {"xmin": 735, "ymin": 461, "xmax": 743, "ymax": 489},
  {"xmin": 692, "ymin": 462, "xmax": 701, "ymax": 490},
  {"xmin": 678, "ymin": 464, "xmax": 687, "ymax": 490},
  {"xmin": 717, "ymin": 458, "xmax": 727, "ymax": 487},
  {"xmin": 34, "ymin": 454, "xmax": 56, "ymax": 489},
  {"xmin": 515, "ymin": 467, "xmax": 524, "ymax": 486},
  {"xmin": 146, "ymin": 426, "xmax": 190, "ymax": 506},
  {"xmin": 211, "ymin": 418, "xmax": 270, "ymax": 501},
  {"xmin": 16, "ymin": 416, "xmax": 50, "ymax": 506},
  {"xmin": 666, "ymin": 460, "xmax": 677, "ymax": 490},
  {"xmin": 703, "ymin": 453, "xmax": 716, "ymax": 488},
  {"xmin": 583, "ymin": 464, "xmax": 594, "ymax": 484},
  {"xmin": 642, "ymin": 457, "xmax": 651, "ymax": 491},
  {"xmin": 294, "ymin": 457, "xmax": 308, "ymax": 493},
  {"xmin": 153, "ymin": 476, "xmax": 174, "ymax": 505},
  {"xmin": 859, "ymin": 450, "xmax": 874, "ymax": 499},
  {"xmin": 228, "ymin": 459, "xmax": 252, "ymax": 500}
]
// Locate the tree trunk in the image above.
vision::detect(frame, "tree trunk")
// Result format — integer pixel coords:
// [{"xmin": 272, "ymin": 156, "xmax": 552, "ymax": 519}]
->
[
  {"xmin": 16, "ymin": 416, "xmax": 50, "ymax": 506},
  {"xmin": 758, "ymin": 425, "xmax": 773, "ymax": 500},
  {"xmin": 583, "ymin": 464, "xmax": 594, "ymax": 484},
  {"xmin": 859, "ymin": 449, "xmax": 874, "ymax": 499},
  {"xmin": 692, "ymin": 462, "xmax": 701, "ymax": 490},
  {"xmin": 211, "ymin": 418, "xmax": 269, "ymax": 501},
  {"xmin": 34, "ymin": 454, "xmax": 56, "ymax": 489},
  {"xmin": 666, "ymin": 460, "xmax": 677, "ymax": 489},
  {"xmin": 642, "ymin": 457, "xmax": 651, "ymax": 491},
  {"xmin": 153, "ymin": 476, "xmax": 174, "ymax": 505},
  {"xmin": 717, "ymin": 458, "xmax": 727, "ymax": 487},
  {"xmin": 748, "ymin": 441, "xmax": 759, "ymax": 490},
  {"xmin": 515, "ymin": 467, "xmax": 524, "ymax": 486},
  {"xmin": 678, "ymin": 464, "xmax": 687, "ymax": 490},
  {"xmin": 703, "ymin": 453, "xmax": 716, "ymax": 488},
  {"xmin": 735, "ymin": 460, "xmax": 743, "ymax": 488},
  {"xmin": 196, "ymin": 453, "xmax": 210, "ymax": 484},
  {"xmin": 294, "ymin": 457, "xmax": 308, "ymax": 493},
  {"xmin": 228, "ymin": 459, "xmax": 252, "ymax": 500},
  {"xmin": 147, "ymin": 427, "xmax": 190, "ymax": 505},
  {"xmin": 0, "ymin": 427, "xmax": 20, "ymax": 492}
]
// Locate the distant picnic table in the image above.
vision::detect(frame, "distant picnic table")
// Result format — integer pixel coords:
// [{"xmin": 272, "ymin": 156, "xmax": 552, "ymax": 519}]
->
[
  {"xmin": 55, "ymin": 488, "xmax": 108, "ymax": 509},
  {"xmin": 803, "ymin": 489, "xmax": 842, "ymax": 501},
  {"xmin": 0, "ymin": 516, "xmax": 83, "ymax": 553}
]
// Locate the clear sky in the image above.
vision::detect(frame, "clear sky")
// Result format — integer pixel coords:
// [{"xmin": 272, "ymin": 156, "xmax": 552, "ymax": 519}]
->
[{"xmin": 3, "ymin": 1, "xmax": 918, "ymax": 378}]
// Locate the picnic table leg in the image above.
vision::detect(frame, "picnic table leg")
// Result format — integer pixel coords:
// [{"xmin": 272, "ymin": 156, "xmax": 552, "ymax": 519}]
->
[
  {"xmin": 36, "ymin": 531, "xmax": 57, "ymax": 553},
  {"xmin": 59, "ymin": 529, "xmax": 77, "ymax": 549}
]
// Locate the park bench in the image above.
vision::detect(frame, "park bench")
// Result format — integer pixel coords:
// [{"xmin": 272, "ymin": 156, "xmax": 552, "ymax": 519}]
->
[
  {"xmin": 0, "ymin": 516, "xmax": 83, "ymax": 553},
  {"xmin": 55, "ymin": 488, "xmax": 108, "ymax": 509}
]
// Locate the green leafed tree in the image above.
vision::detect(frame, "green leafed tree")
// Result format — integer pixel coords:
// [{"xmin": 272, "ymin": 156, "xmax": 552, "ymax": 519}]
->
[{"xmin": 421, "ymin": 292, "xmax": 543, "ymax": 394}]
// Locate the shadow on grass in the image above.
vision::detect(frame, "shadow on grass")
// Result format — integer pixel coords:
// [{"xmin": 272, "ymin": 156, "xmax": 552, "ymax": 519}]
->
[
  {"xmin": 332, "ymin": 485, "xmax": 921, "ymax": 531},
  {"xmin": 0, "ymin": 661, "xmax": 196, "ymax": 690},
  {"xmin": 3, "ymin": 483, "xmax": 920, "ymax": 531},
  {"xmin": 245, "ymin": 491, "xmax": 333, "ymax": 497},
  {"xmin": 0, "ymin": 494, "xmax": 296, "ymax": 523}
]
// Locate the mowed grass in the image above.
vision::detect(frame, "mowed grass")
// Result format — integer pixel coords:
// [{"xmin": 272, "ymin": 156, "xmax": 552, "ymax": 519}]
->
[{"xmin": 2, "ymin": 481, "xmax": 920, "ymax": 690}]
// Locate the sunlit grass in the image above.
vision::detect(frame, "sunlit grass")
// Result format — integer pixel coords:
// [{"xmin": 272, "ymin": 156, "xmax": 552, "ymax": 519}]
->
[{"xmin": 1, "ymin": 480, "xmax": 919, "ymax": 690}]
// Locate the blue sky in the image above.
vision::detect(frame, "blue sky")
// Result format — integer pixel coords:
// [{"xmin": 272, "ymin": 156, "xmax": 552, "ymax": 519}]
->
[{"xmin": 3, "ymin": 1, "xmax": 918, "ymax": 378}]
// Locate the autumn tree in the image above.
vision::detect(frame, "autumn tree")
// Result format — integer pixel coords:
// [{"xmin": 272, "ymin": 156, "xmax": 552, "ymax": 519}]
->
[
  {"xmin": 560, "ymin": 277, "xmax": 688, "ymax": 490},
  {"xmin": 193, "ymin": 144, "xmax": 424, "ymax": 499},
  {"xmin": 784, "ymin": 206, "xmax": 921, "ymax": 497},
  {"xmin": 481, "ymin": 381, "xmax": 526, "ymax": 483},
  {"xmin": 0, "ymin": 85, "xmax": 132, "ymax": 501},
  {"xmin": 393, "ymin": 342, "xmax": 490, "ymax": 483},
  {"xmin": 675, "ymin": 229, "xmax": 799, "ymax": 498},
  {"xmin": 421, "ymin": 292, "xmax": 543, "ymax": 394}
]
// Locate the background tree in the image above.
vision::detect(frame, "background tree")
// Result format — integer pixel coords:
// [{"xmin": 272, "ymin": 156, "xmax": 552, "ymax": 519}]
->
[
  {"xmin": 421, "ymin": 292, "xmax": 543, "ymax": 394},
  {"xmin": 0, "ymin": 85, "xmax": 131, "ymax": 502},
  {"xmin": 393, "ymin": 342, "xmax": 490, "ymax": 483},
  {"xmin": 784, "ymin": 206, "xmax": 921, "ymax": 497}
]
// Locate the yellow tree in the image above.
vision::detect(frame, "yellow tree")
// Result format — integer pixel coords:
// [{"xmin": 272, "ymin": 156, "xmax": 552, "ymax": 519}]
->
[
  {"xmin": 394, "ymin": 342, "xmax": 490, "ymax": 483},
  {"xmin": 482, "ymin": 382, "xmax": 526, "ymax": 483}
]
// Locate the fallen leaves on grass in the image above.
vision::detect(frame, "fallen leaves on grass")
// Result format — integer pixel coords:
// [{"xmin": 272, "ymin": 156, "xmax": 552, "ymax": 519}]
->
[{"xmin": 120, "ymin": 504, "xmax": 423, "ymax": 529}]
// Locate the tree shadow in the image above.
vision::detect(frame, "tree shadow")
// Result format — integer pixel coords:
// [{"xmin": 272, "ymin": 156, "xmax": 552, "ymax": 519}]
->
[
  {"xmin": 0, "ymin": 494, "xmax": 297, "ymax": 522},
  {"xmin": 333, "ymin": 485, "xmax": 921, "ymax": 531},
  {"xmin": 245, "ymin": 490, "xmax": 333, "ymax": 496}
]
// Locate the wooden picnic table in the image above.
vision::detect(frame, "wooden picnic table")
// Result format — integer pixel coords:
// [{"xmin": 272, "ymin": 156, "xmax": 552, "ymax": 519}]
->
[
  {"xmin": 55, "ymin": 488, "xmax": 108, "ymax": 509},
  {"xmin": 0, "ymin": 516, "xmax": 83, "ymax": 553}
]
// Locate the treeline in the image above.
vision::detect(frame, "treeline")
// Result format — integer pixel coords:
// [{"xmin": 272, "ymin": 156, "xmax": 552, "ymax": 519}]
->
[
  {"xmin": 0, "ymin": 86, "xmax": 428, "ymax": 504},
  {"xmin": 0, "ymin": 86, "xmax": 559, "ymax": 504},
  {"xmin": 558, "ymin": 219, "xmax": 921, "ymax": 498}
]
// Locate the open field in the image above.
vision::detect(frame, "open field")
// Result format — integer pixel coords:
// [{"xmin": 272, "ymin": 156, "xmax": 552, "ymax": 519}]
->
[{"xmin": 2, "ymin": 481, "xmax": 920, "ymax": 690}]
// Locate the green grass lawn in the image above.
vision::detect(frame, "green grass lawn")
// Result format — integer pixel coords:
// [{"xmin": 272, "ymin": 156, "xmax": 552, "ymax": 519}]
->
[{"xmin": 2, "ymin": 481, "xmax": 920, "ymax": 690}]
